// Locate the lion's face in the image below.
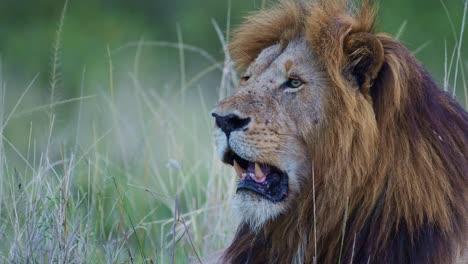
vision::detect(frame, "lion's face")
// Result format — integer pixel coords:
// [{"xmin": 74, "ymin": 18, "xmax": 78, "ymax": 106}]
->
[{"xmin": 212, "ymin": 39, "xmax": 327, "ymax": 230}]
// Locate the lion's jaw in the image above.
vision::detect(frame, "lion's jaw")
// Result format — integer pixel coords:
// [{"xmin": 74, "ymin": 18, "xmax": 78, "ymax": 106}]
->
[{"xmin": 212, "ymin": 39, "xmax": 326, "ymax": 231}]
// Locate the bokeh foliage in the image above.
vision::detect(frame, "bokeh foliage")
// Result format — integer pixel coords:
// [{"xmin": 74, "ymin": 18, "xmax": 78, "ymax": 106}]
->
[{"xmin": 0, "ymin": 0, "xmax": 466, "ymax": 98}]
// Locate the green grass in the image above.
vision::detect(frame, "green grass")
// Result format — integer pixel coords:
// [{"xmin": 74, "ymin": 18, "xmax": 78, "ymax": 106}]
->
[
  {"xmin": 0, "ymin": 3, "xmax": 239, "ymax": 262},
  {"xmin": 0, "ymin": 51, "xmax": 238, "ymax": 263}
]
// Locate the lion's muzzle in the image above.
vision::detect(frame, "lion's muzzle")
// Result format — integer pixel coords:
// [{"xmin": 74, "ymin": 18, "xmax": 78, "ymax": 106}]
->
[
  {"xmin": 211, "ymin": 113, "xmax": 251, "ymax": 137},
  {"xmin": 211, "ymin": 109, "xmax": 289, "ymax": 203}
]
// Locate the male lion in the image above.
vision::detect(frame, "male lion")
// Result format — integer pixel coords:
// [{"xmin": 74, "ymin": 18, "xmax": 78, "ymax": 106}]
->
[{"xmin": 210, "ymin": 0, "xmax": 468, "ymax": 263}]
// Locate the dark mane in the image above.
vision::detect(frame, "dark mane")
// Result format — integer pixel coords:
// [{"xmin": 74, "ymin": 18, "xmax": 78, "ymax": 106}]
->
[
  {"xmin": 224, "ymin": 1, "xmax": 468, "ymax": 263},
  {"xmin": 340, "ymin": 35, "xmax": 468, "ymax": 263}
]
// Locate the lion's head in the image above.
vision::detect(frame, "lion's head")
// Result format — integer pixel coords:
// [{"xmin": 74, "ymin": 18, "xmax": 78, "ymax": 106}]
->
[
  {"xmin": 211, "ymin": 1, "xmax": 467, "ymax": 263},
  {"xmin": 212, "ymin": 38, "xmax": 326, "ymax": 230}
]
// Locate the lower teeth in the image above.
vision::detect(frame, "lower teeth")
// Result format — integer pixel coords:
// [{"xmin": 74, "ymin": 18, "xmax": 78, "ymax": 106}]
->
[{"xmin": 241, "ymin": 172, "xmax": 254, "ymax": 179}]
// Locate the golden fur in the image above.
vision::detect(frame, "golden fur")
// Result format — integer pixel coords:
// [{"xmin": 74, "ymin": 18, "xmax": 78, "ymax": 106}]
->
[{"xmin": 216, "ymin": 0, "xmax": 468, "ymax": 263}]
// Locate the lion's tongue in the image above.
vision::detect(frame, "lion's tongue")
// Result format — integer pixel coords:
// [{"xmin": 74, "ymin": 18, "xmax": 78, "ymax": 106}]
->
[{"xmin": 247, "ymin": 162, "xmax": 270, "ymax": 183}]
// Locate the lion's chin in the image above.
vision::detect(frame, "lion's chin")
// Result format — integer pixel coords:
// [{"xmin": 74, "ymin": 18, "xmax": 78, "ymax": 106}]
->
[
  {"xmin": 220, "ymin": 146, "xmax": 292, "ymax": 231},
  {"xmin": 233, "ymin": 191, "xmax": 288, "ymax": 232}
]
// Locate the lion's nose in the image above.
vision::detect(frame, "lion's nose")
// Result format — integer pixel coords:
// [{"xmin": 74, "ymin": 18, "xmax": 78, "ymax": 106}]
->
[{"xmin": 211, "ymin": 113, "xmax": 251, "ymax": 137}]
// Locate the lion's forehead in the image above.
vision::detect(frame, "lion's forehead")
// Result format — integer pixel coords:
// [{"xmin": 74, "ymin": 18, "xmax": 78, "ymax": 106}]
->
[
  {"xmin": 249, "ymin": 39, "xmax": 320, "ymax": 84},
  {"xmin": 249, "ymin": 43, "xmax": 282, "ymax": 72}
]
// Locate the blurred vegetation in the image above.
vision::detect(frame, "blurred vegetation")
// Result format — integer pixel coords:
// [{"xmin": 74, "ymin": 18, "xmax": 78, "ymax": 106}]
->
[
  {"xmin": 1, "ymin": 0, "xmax": 466, "ymax": 148},
  {"xmin": 0, "ymin": 0, "xmax": 466, "ymax": 97},
  {"xmin": 0, "ymin": 0, "xmax": 463, "ymax": 154}
]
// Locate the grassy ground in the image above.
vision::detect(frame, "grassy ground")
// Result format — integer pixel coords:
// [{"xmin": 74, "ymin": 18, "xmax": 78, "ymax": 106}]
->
[
  {"xmin": 0, "ymin": 1, "xmax": 467, "ymax": 264},
  {"xmin": 0, "ymin": 3, "xmax": 240, "ymax": 262},
  {"xmin": 0, "ymin": 80, "xmax": 237, "ymax": 264}
]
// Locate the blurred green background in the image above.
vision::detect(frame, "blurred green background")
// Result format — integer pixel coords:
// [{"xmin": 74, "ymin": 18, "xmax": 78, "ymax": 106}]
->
[
  {"xmin": 0, "ymin": 0, "xmax": 465, "ymax": 156},
  {"xmin": 0, "ymin": 0, "xmax": 466, "ymax": 263},
  {"xmin": 1, "ymin": 0, "xmax": 467, "ymax": 152},
  {"xmin": 1, "ymin": 0, "xmax": 466, "ymax": 98}
]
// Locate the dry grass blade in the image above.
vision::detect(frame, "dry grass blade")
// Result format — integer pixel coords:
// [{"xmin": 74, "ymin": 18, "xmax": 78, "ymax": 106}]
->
[
  {"xmin": 171, "ymin": 196, "xmax": 179, "ymax": 264},
  {"xmin": 1, "ymin": 74, "xmax": 39, "ymax": 130},
  {"xmin": 452, "ymin": 0, "xmax": 468, "ymax": 97},
  {"xmin": 338, "ymin": 197, "xmax": 350, "ymax": 264},
  {"xmin": 178, "ymin": 217, "xmax": 203, "ymax": 264},
  {"xmin": 50, "ymin": 0, "xmax": 68, "ymax": 116}
]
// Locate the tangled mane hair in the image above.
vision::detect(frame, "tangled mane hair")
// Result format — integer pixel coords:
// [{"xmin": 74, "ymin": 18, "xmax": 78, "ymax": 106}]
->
[{"xmin": 223, "ymin": 0, "xmax": 468, "ymax": 263}]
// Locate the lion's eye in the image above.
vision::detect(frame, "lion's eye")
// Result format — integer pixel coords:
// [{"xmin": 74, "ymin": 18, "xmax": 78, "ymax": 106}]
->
[
  {"xmin": 284, "ymin": 78, "xmax": 303, "ymax": 89},
  {"xmin": 241, "ymin": 75, "xmax": 250, "ymax": 82}
]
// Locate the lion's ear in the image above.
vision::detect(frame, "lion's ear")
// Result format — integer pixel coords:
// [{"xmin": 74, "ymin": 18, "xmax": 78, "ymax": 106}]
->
[{"xmin": 344, "ymin": 32, "xmax": 384, "ymax": 95}]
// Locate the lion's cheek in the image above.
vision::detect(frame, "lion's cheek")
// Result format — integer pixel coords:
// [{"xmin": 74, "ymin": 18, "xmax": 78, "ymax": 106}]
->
[{"xmin": 228, "ymin": 133, "xmax": 261, "ymax": 162}]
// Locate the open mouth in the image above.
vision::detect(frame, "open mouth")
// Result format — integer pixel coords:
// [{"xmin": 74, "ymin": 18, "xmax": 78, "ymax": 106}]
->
[{"xmin": 223, "ymin": 150, "xmax": 288, "ymax": 203}]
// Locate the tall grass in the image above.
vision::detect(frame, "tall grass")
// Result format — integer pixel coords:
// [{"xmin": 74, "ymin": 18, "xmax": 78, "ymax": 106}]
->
[
  {"xmin": 1, "ymin": 47, "xmax": 238, "ymax": 263},
  {"xmin": 0, "ymin": 1, "xmax": 467, "ymax": 264},
  {"xmin": 0, "ymin": 2, "xmax": 239, "ymax": 263}
]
